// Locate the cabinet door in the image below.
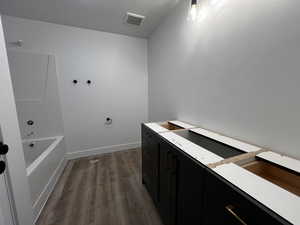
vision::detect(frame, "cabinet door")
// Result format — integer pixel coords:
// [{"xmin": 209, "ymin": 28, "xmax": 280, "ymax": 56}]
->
[
  {"xmin": 159, "ymin": 142, "xmax": 178, "ymax": 225},
  {"xmin": 141, "ymin": 125, "xmax": 160, "ymax": 205},
  {"xmin": 177, "ymin": 152, "xmax": 205, "ymax": 225},
  {"xmin": 148, "ymin": 133, "xmax": 160, "ymax": 205},
  {"xmin": 202, "ymin": 171, "xmax": 290, "ymax": 225},
  {"xmin": 142, "ymin": 126, "xmax": 151, "ymax": 186},
  {"xmin": 169, "ymin": 153, "xmax": 178, "ymax": 225}
]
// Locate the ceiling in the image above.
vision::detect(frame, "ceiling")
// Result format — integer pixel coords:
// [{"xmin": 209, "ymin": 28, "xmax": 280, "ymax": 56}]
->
[{"xmin": 0, "ymin": 0, "xmax": 180, "ymax": 38}]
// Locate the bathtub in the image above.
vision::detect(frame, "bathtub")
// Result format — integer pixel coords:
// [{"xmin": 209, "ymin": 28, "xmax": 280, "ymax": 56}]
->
[{"xmin": 22, "ymin": 136, "xmax": 66, "ymax": 222}]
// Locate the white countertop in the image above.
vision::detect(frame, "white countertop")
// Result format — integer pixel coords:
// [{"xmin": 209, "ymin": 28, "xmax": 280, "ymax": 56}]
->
[
  {"xmin": 145, "ymin": 120, "xmax": 196, "ymax": 133},
  {"xmin": 159, "ymin": 132, "xmax": 223, "ymax": 165},
  {"xmin": 213, "ymin": 163, "xmax": 300, "ymax": 225},
  {"xmin": 191, "ymin": 128, "xmax": 262, "ymax": 153},
  {"xmin": 258, "ymin": 151, "xmax": 300, "ymax": 174},
  {"xmin": 144, "ymin": 122, "xmax": 169, "ymax": 133},
  {"xmin": 168, "ymin": 120, "xmax": 196, "ymax": 129}
]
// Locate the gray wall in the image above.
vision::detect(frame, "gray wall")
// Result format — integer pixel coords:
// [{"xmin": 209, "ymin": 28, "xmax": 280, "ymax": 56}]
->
[
  {"xmin": 3, "ymin": 16, "xmax": 148, "ymax": 155},
  {"xmin": 148, "ymin": 0, "xmax": 300, "ymax": 158}
]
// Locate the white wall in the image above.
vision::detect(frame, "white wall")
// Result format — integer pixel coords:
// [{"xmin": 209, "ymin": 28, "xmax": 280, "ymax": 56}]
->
[
  {"xmin": 3, "ymin": 16, "xmax": 148, "ymax": 155},
  {"xmin": 148, "ymin": 0, "xmax": 300, "ymax": 159}
]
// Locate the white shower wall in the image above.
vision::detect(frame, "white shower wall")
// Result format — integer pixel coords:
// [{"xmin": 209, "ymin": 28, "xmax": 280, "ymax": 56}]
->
[{"xmin": 8, "ymin": 50, "xmax": 64, "ymax": 139}]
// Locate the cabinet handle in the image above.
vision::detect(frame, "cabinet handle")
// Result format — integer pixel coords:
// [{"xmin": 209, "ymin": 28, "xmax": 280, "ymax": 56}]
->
[{"xmin": 225, "ymin": 205, "xmax": 248, "ymax": 225}]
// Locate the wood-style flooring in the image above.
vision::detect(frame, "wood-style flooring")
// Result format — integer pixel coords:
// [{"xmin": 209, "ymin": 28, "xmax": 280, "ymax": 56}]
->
[{"xmin": 36, "ymin": 149, "xmax": 163, "ymax": 225}]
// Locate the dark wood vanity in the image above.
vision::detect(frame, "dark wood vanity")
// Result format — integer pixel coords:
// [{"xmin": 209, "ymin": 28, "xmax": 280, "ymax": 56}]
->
[{"xmin": 141, "ymin": 123, "xmax": 296, "ymax": 225}]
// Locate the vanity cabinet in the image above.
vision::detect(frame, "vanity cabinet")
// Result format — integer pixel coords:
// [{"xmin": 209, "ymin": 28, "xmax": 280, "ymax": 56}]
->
[
  {"xmin": 141, "ymin": 124, "xmax": 292, "ymax": 225},
  {"xmin": 202, "ymin": 170, "xmax": 291, "ymax": 225}
]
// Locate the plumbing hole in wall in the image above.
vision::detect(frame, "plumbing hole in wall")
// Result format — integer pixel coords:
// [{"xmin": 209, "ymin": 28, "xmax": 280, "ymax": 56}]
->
[
  {"xmin": 29, "ymin": 142, "xmax": 35, "ymax": 148},
  {"xmin": 105, "ymin": 117, "xmax": 112, "ymax": 125}
]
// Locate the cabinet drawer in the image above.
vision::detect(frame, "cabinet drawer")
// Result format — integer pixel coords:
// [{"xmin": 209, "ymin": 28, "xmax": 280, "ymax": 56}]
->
[{"xmin": 202, "ymin": 171, "xmax": 290, "ymax": 225}]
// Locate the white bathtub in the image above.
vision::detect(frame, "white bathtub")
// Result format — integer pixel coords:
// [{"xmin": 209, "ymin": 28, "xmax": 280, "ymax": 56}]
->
[{"xmin": 22, "ymin": 136, "xmax": 66, "ymax": 222}]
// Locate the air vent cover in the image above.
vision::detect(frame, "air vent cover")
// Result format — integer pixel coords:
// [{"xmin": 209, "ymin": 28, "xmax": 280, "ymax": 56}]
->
[{"xmin": 125, "ymin": 12, "xmax": 145, "ymax": 26}]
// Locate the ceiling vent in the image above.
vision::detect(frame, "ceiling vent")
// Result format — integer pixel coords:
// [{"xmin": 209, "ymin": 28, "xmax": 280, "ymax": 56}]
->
[{"xmin": 125, "ymin": 12, "xmax": 145, "ymax": 26}]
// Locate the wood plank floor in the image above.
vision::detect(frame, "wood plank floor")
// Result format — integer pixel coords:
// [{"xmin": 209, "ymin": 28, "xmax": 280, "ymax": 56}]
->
[{"xmin": 36, "ymin": 149, "xmax": 163, "ymax": 225}]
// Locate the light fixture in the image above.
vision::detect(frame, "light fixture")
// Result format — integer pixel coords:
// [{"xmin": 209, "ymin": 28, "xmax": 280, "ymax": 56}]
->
[
  {"xmin": 190, "ymin": 0, "xmax": 198, "ymax": 21},
  {"xmin": 191, "ymin": 0, "xmax": 197, "ymax": 7}
]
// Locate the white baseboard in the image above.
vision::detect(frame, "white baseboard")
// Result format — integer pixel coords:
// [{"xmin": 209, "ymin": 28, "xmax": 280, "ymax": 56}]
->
[
  {"xmin": 32, "ymin": 158, "xmax": 67, "ymax": 224},
  {"xmin": 66, "ymin": 142, "xmax": 141, "ymax": 160}
]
